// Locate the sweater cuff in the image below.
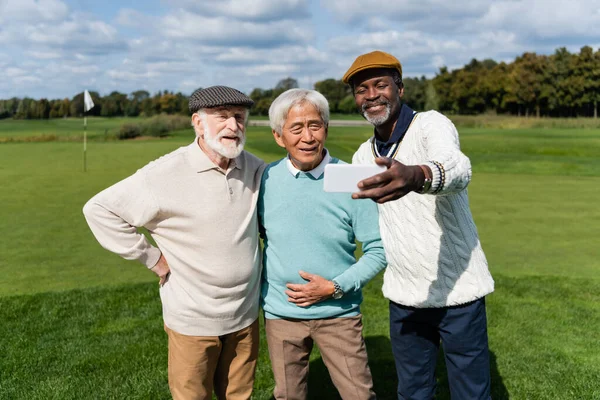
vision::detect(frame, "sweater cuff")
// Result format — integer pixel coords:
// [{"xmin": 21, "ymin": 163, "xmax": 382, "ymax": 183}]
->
[
  {"xmin": 424, "ymin": 161, "xmax": 443, "ymax": 194},
  {"xmin": 332, "ymin": 275, "xmax": 356, "ymax": 294},
  {"xmin": 139, "ymin": 245, "xmax": 162, "ymax": 269}
]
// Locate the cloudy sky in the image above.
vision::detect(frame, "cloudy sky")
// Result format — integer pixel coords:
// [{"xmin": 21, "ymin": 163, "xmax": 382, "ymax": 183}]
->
[{"xmin": 1, "ymin": 0, "xmax": 600, "ymax": 100}]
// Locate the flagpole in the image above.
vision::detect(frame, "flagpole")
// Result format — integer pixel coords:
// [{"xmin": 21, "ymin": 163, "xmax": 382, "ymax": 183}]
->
[
  {"xmin": 83, "ymin": 112, "xmax": 87, "ymax": 172},
  {"xmin": 83, "ymin": 90, "xmax": 94, "ymax": 172}
]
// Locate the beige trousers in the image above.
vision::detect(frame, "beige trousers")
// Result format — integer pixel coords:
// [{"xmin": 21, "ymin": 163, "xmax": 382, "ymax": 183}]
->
[
  {"xmin": 165, "ymin": 319, "xmax": 259, "ymax": 400},
  {"xmin": 265, "ymin": 315, "xmax": 376, "ymax": 400}
]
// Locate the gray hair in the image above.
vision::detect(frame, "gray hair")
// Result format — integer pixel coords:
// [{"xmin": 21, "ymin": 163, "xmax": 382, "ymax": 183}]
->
[{"xmin": 269, "ymin": 89, "xmax": 330, "ymax": 135}]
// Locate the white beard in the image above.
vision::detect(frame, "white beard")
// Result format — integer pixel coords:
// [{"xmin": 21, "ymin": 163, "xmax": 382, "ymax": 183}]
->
[
  {"xmin": 202, "ymin": 120, "xmax": 246, "ymax": 159},
  {"xmin": 362, "ymin": 102, "xmax": 392, "ymax": 126}
]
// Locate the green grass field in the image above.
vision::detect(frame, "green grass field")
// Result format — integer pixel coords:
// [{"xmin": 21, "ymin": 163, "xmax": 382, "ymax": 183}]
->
[{"xmin": 0, "ymin": 118, "xmax": 599, "ymax": 399}]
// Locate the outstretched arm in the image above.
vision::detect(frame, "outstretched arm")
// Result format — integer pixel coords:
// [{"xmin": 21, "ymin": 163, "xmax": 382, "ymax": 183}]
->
[{"xmin": 352, "ymin": 112, "xmax": 471, "ymax": 203}]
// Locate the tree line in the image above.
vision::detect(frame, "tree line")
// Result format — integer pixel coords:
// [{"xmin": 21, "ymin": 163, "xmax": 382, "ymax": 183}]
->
[
  {"xmin": 1, "ymin": 46, "xmax": 598, "ymax": 120},
  {"xmin": 0, "ymin": 90, "xmax": 189, "ymax": 120}
]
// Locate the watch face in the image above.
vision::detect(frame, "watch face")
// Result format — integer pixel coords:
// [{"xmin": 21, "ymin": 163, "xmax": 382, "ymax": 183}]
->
[{"xmin": 332, "ymin": 282, "xmax": 343, "ymax": 299}]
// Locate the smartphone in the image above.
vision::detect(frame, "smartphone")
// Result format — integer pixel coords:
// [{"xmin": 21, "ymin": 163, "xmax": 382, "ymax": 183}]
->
[{"xmin": 323, "ymin": 164, "xmax": 386, "ymax": 193}]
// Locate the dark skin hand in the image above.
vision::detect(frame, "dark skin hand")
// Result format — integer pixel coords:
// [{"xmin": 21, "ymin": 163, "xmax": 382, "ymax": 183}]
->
[
  {"xmin": 285, "ymin": 270, "xmax": 335, "ymax": 307},
  {"xmin": 352, "ymin": 157, "xmax": 426, "ymax": 204}
]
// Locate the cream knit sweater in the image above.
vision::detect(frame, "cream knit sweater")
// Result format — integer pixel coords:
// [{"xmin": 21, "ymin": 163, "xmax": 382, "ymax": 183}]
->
[
  {"xmin": 352, "ymin": 111, "xmax": 494, "ymax": 307},
  {"xmin": 83, "ymin": 140, "xmax": 265, "ymax": 336}
]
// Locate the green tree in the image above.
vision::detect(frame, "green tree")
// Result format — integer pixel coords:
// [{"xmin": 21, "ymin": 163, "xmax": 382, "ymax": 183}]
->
[
  {"xmin": 338, "ymin": 95, "xmax": 359, "ymax": 114},
  {"xmin": 15, "ymin": 98, "xmax": 34, "ymax": 119},
  {"xmin": 424, "ymin": 81, "xmax": 439, "ymax": 111},
  {"xmin": 506, "ymin": 53, "xmax": 551, "ymax": 117},
  {"xmin": 249, "ymin": 88, "xmax": 276, "ymax": 116},
  {"xmin": 159, "ymin": 93, "xmax": 179, "ymax": 114},
  {"xmin": 36, "ymin": 99, "xmax": 50, "ymax": 119},
  {"xmin": 314, "ymin": 79, "xmax": 350, "ymax": 113},
  {"xmin": 573, "ymin": 46, "xmax": 600, "ymax": 118},
  {"xmin": 403, "ymin": 76, "xmax": 427, "ymax": 111},
  {"xmin": 275, "ymin": 77, "xmax": 298, "ymax": 91},
  {"xmin": 483, "ymin": 62, "xmax": 511, "ymax": 113},
  {"xmin": 432, "ymin": 67, "xmax": 454, "ymax": 113},
  {"xmin": 548, "ymin": 48, "xmax": 574, "ymax": 116}
]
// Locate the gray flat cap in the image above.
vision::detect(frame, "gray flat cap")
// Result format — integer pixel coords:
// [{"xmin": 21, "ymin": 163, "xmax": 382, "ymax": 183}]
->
[{"xmin": 189, "ymin": 85, "xmax": 254, "ymax": 113}]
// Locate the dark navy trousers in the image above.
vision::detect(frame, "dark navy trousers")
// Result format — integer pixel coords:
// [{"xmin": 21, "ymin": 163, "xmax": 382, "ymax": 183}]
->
[{"xmin": 389, "ymin": 298, "xmax": 491, "ymax": 400}]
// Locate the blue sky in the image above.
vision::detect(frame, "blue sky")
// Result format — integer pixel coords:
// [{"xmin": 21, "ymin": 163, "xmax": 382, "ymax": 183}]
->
[{"xmin": 1, "ymin": 0, "xmax": 600, "ymax": 99}]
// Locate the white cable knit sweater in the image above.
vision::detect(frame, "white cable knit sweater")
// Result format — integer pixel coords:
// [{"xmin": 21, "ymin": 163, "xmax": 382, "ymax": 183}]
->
[{"xmin": 352, "ymin": 110, "xmax": 494, "ymax": 308}]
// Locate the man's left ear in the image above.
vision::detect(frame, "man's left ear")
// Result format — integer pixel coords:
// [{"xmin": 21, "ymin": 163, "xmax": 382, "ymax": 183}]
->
[
  {"xmin": 399, "ymin": 85, "xmax": 405, "ymax": 98},
  {"xmin": 191, "ymin": 113, "xmax": 203, "ymax": 136}
]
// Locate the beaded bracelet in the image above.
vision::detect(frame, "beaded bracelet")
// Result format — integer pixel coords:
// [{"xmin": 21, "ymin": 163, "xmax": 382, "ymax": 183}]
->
[{"xmin": 431, "ymin": 161, "xmax": 446, "ymax": 194}]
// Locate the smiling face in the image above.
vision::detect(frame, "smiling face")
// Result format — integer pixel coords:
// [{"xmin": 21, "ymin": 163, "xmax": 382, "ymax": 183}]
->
[
  {"xmin": 352, "ymin": 68, "xmax": 403, "ymax": 127},
  {"xmin": 273, "ymin": 101, "xmax": 327, "ymax": 172},
  {"xmin": 192, "ymin": 106, "xmax": 247, "ymax": 161}
]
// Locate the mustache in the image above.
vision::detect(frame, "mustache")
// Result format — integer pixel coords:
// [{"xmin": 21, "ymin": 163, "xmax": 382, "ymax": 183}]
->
[
  {"xmin": 361, "ymin": 100, "xmax": 389, "ymax": 112},
  {"xmin": 216, "ymin": 128, "xmax": 243, "ymax": 139}
]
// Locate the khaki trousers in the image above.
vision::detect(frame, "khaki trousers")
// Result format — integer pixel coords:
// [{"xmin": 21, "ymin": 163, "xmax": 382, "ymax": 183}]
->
[
  {"xmin": 265, "ymin": 315, "xmax": 376, "ymax": 400},
  {"xmin": 165, "ymin": 319, "xmax": 259, "ymax": 400}
]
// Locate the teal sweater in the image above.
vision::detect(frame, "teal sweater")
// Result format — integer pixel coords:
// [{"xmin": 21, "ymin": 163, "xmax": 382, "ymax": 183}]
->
[{"xmin": 258, "ymin": 157, "xmax": 386, "ymax": 320}]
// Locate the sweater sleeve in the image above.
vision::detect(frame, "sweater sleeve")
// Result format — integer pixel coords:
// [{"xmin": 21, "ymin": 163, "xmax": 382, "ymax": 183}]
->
[
  {"xmin": 82, "ymin": 170, "xmax": 162, "ymax": 269},
  {"xmin": 420, "ymin": 111, "xmax": 472, "ymax": 195},
  {"xmin": 332, "ymin": 198, "xmax": 387, "ymax": 293}
]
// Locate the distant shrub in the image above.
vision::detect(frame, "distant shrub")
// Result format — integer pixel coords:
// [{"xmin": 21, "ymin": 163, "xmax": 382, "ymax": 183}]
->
[
  {"xmin": 117, "ymin": 114, "xmax": 190, "ymax": 140},
  {"xmin": 0, "ymin": 134, "xmax": 59, "ymax": 143},
  {"xmin": 118, "ymin": 123, "xmax": 141, "ymax": 140},
  {"xmin": 142, "ymin": 118, "xmax": 169, "ymax": 137}
]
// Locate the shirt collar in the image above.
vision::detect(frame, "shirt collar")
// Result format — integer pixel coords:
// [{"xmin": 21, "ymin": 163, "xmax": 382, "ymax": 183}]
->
[
  {"xmin": 285, "ymin": 149, "xmax": 331, "ymax": 179},
  {"xmin": 373, "ymin": 104, "xmax": 416, "ymax": 156},
  {"xmin": 187, "ymin": 138, "xmax": 242, "ymax": 173}
]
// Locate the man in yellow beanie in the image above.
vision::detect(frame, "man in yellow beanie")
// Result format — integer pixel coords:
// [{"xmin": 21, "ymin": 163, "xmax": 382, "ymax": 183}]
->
[{"xmin": 344, "ymin": 50, "xmax": 495, "ymax": 400}]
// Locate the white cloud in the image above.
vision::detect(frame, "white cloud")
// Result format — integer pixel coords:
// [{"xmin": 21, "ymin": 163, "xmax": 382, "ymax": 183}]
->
[
  {"xmin": 14, "ymin": 76, "xmax": 43, "ymax": 85},
  {"xmin": 323, "ymin": 0, "xmax": 490, "ymax": 24},
  {"xmin": 159, "ymin": 10, "xmax": 312, "ymax": 47},
  {"xmin": 115, "ymin": 8, "xmax": 149, "ymax": 27},
  {"xmin": 5, "ymin": 67, "xmax": 27, "ymax": 78},
  {"xmin": 0, "ymin": 5, "xmax": 127, "ymax": 56},
  {"xmin": 324, "ymin": 0, "xmax": 600, "ymax": 39},
  {"xmin": 26, "ymin": 50, "xmax": 62, "ymax": 59},
  {"xmin": 214, "ymin": 45, "xmax": 329, "ymax": 66},
  {"xmin": 169, "ymin": 0, "xmax": 310, "ymax": 21},
  {"xmin": 22, "ymin": 18, "xmax": 123, "ymax": 49},
  {"xmin": 107, "ymin": 70, "xmax": 158, "ymax": 81},
  {"xmin": 479, "ymin": 0, "xmax": 600, "ymax": 38},
  {"xmin": 0, "ymin": 0, "xmax": 69, "ymax": 23}
]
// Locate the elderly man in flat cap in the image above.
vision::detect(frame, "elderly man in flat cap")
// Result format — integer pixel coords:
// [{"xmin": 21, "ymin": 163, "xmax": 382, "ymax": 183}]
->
[
  {"xmin": 83, "ymin": 85, "xmax": 265, "ymax": 400},
  {"xmin": 343, "ymin": 51, "xmax": 495, "ymax": 400}
]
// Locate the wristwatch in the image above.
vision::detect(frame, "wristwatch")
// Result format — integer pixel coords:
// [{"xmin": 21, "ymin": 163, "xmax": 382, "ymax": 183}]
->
[
  {"xmin": 332, "ymin": 280, "xmax": 344, "ymax": 299},
  {"xmin": 417, "ymin": 165, "xmax": 432, "ymax": 194}
]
